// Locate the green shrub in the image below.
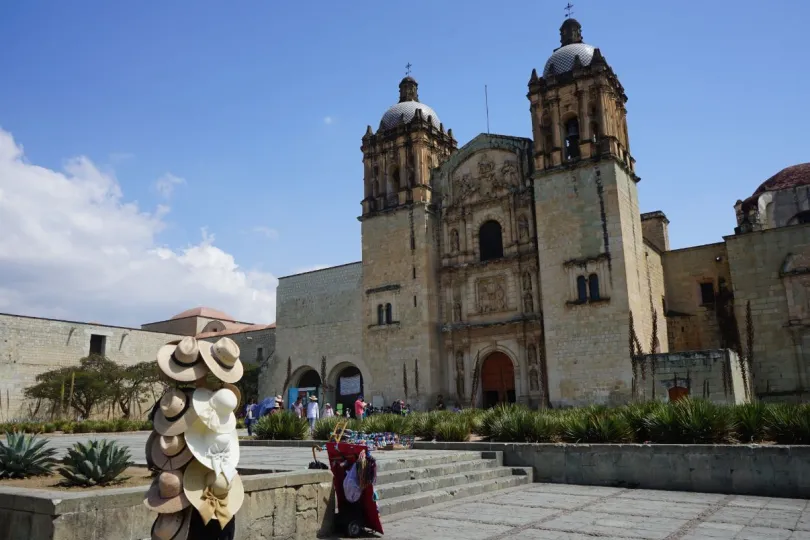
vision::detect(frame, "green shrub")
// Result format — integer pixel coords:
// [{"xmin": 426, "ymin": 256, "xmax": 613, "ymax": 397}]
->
[
  {"xmin": 61, "ymin": 422, "xmax": 77, "ymax": 434},
  {"xmin": 733, "ymin": 402, "xmax": 769, "ymax": 443},
  {"xmin": 620, "ymin": 401, "xmax": 666, "ymax": 443},
  {"xmin": 59, "ymin": 439, "xmax": 132, "ymax": 486},
  {"xmin": 313, "ymin": 417, "xmax": 345, "ymax": 440},
  {"xmin": 645, "ymin": 399, "xmax": 735, "ymax": 444},
  {"xmin": 477, "ymin": 404, "xmax": 528, "ymax": 438},
  {"xmin": 0, "ymin": 432, "xmax": 58, "ymax": 479},
  {"xmin": 361, "ymin": 414, "xmax": 413, "ymax": 435},
  {"xmin": 254, "ymin": 412, "xmax": 309, "ymax": 440},
  {"xmin": 236, "ymin": 419, "xmax": 245, "ymax": 429},
  {"xmin": 42, "ymin": 423, "xmax": 56, "ymax": 433},
  {"xmin": 559, "ymin": 407, "xmax": 633, "ymax": 443},
  {"xmin": 765, "ymin": 404, "xmax": 810, "ymax": 444},
  {"xmin": 434, "ymin": 417, "xmax": 471, "ymax": 442},
  {"xmin": 458, "ymin": 408, "xmax": 486, "ymax": 434}
]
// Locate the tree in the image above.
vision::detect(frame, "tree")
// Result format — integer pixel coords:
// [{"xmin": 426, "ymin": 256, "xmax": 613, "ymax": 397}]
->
[
  {"xmin": 115, "ymin": 362, "xmax": 163, "ymax": 418},
  {"xmin": 25, "ymin": 354, "xmax": 118, "ymax": 419},
  {"xmin": 237, "ymin": 363, "xmax": 260, "ymax": 405}
]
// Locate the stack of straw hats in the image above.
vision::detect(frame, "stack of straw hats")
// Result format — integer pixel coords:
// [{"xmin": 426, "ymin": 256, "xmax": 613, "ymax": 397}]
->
[{"xmin": 144, "ymin": 336, "xmax": 245, "ymax": 539}]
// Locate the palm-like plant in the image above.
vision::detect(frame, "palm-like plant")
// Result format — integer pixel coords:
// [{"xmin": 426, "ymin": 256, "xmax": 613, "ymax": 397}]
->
[
  {"xmin": 0, "ymin": 432, "xmax": 58, "ymax": 479},
  {"xmin": 59, "ymin": 439, "xmax": 133, "ymax": 486}
]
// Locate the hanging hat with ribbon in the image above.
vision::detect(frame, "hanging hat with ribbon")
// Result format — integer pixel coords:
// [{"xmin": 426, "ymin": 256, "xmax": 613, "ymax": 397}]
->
[
  {"xmin": 151, "ymin": 507, "xmax": 192, "ymax": 540},
  {"xmin": 156, "ymin": 337, "xmax": 208, "ymax": 382},
  {"xmin": 183, "ymin": 459, "xmax": 244, "ymax": 529},
  {"xmin": 149, "ymin": 433, "xmax": 194, "ymax": 471},
  {"xmin": 153, "ymin": 388, "xmax": 198, "ymax": 436},
  {"xmin": 199, "ymin": 337, "xmax": 244, "ymax": 384},
  {"xmin": 144, "ymin": 470, "xmax": 191, "ymax": 513},
  {"xmin": 192, "ymin": 387, "xmax": 237, "ymax": 434},
  {"xmin": 184, "ymin": 418, "xmax": 240, "ymax": 483}
]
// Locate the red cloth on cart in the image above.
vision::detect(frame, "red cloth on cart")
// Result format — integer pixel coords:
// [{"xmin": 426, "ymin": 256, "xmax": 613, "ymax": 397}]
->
[{"xmin": 326, "ymin": 442, "xmax": 384, "ymax": 535}]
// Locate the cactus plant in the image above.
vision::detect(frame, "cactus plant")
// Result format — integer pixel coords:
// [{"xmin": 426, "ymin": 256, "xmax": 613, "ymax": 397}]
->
[
  {"xmin": 58, "ymin": 439, "xmax": 133, "ymax": 486},
  {"xmin": 0, "ymin": 432, "xmax": 58, "ymax": 479}
]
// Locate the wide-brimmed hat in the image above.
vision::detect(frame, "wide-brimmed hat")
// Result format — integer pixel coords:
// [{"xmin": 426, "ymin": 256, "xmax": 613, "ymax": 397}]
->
[
  {"xmin": 184, "ymin": 418, "xmax": 240, "ymax": 482},
  {"xmin": 149, "ymin": 433, "xmax": 194, "ymax": 471},
  {"xmin": 154, "ymin": 389, "xmax": 198, "ymax": 436},
  {"xmin": 192, "ymin": 387, "xmax": 237, "ymax": 434},
  {"xmin": 144, "ymin": 469, "xmax": 190, "ymax": 513},
  {"xmin": 151, "ymin": 507, "xmax": 192, "ymax": 540},
  {"xmin": 156, "ymin": 337, "xmax": 208, "ymax": 382},
  {"xmin": 309, "ymin": 395, "xmax": 318, "ymax": 402},
  {"xmin": 183, "ymin": 459, "xmax": 244, "ymax": 529},
  {"xmin": 223, "ymin": 383, "xmax": 242, "ymax": 410},
  {"xmin": 198, "ymin": 337, "xmax": 244, "ymax": 384}
]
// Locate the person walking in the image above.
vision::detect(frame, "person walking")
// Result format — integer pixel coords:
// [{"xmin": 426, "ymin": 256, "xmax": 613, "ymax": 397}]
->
[
  {"xmin": 354, "ymin": 395, "xmax": 367, "ymax": 420},
  {"xmin": 306, "ymin": 395, "xmax": 320, "ymax": 435},
  {"xmin": 244, "ymin": 399, "xmax": 257, "ymax": 436},
  {"xmin": 323, "ymin": 402, "xmax": 334, "ymax": 418},
  {"xmin": 292, "ymin": 397, "xmax": 304, "ymax": 418}
]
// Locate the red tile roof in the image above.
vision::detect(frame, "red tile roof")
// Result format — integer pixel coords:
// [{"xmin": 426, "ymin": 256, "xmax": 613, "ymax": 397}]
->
[{"xmin": 170, "ymin": 307, "xmax": 236, "ymax": 322}]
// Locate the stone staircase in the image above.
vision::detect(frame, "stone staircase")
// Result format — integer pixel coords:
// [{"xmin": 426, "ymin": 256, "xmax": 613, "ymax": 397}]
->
[{"xmin": 372, "ymin": 450, "xmax": 532, "ymax": 516}]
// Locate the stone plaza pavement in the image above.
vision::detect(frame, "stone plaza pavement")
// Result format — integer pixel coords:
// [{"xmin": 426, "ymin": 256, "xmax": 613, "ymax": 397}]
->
[
  {"xmin": 42, "ymin": 434, "xmax": 810, "ymax": 539},
  {"xmin": 373, "ymin": 482, "xmax": 810, "ymax": 540}
]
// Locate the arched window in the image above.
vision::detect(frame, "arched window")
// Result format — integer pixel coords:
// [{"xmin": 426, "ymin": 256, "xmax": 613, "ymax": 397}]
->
[
  {"xmin": 479, "ymin": 220, "xmax": 504, "ymax": 261},
  {"xmin": 377, "ymin": 304, "xmax": 384, "ymax": 325},
  {"xmin": 385, "ymin": 303, "xmax": 393, "ymax": 324},
  {"xmin": 588, "ymin": 273, "xmax": 600, "ymax": 300},
  {"xmin": 590, "ymin": 121, "xmax": 600, "ymax": 141},
  {"xmin": 790, "ymin": 210, "xmax": 810, "ymax": 225},
  {"xmin": 564, "ymin": 117, "xmax": 581, "ymax": 161},
  {"xmin": 390, "ymin": 168, "xmax": 400, "ymax": 193},
  {"xmin": 576, "ymin": 276, "xmax": 587, "ymax": 303}
]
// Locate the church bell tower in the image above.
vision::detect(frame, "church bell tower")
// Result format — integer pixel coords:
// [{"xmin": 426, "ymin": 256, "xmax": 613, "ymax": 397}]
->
[
  {"xmin": 359, "ymin": 75, "xmax": 456, "ymax": 406},
  {"xmin": 527, "ymin": 17, "xmax": 661, "ymax": 406}
]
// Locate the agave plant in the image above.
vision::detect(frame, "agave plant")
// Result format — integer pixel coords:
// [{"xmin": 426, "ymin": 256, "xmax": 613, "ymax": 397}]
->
[
  {"xmin": 59, "ymin": 439, "xmax": 133, "ymax": 486},
  {"xmin": 0, "ymin": 432, "xmax": 58, "ymax": 479},
  {"xmin": 254, "ymin": 411, "xmax": 309, "ymax": 440}
]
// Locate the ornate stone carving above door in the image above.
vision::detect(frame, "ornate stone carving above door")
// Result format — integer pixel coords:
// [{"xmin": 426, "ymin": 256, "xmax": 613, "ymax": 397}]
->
[{"xmin": 477, "ymin": 275, "xmax": 508, "ymax": 313}]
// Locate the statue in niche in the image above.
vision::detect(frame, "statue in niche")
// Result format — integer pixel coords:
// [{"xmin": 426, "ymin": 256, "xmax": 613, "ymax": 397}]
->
[
  {"xmin": 529, "ymin": 368, "xmax": 540, "ymax": 392},
  {"xmin": 528, "ymin": 345, "xmax": 537, "ymax": 365},
  {"xmin": 518, "ymin": 215, "xmax": 530, "ymax": 240},
  {"xmin": 450, "ymin": 228, "xmax": 460, "ymax": 253},
  {"xmin": 522, "ymin": 271, "xmax": 532, "ymax": 291},
  {"xmin": 453, "ymin": 302, "xmax": 462, "ymax": 322},
  {"xmin": 523, "ymin": 292, "xmax": 533, "ymax": 313},
  {"xmin": 455, "ymin": 351, "xmax": 465, "ymax": 398},
  {"xmin": 501, "ymin": 161, "xmax": 519, "ymax": 185}
]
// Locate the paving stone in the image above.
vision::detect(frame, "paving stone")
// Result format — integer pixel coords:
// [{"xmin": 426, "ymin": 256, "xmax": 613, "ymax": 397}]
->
[
  {"xmin": 681, "ymin": 522, "xmax": 798, "ymax": 540},
  {"xmin": 616, "ymin": 488, "xmax": 728, "ymax": 505},
  {"xmin": 587, "ymin": 498, "xmax": 709, "ymax": 520},
  {"xmin": 523, "ymin": 483, "xmax": 624, "ymax": 497},
  {"xmin": 380, "ymin": 516, "xmax": 512, "ymax": 539},
  {"xmin": 486, "ymin": 491, "xmax": 598, "ymax": 510},
  {"xmin": 507, "ymin": 530, "xmax": 635, "ymax": 539},
  {"xmin": 429, "ymin": 502, "xmax": 557, "ymax": 527},
  {"xmin": 537, "ymin": 510, "xmax": 687, "ymax": 539}
]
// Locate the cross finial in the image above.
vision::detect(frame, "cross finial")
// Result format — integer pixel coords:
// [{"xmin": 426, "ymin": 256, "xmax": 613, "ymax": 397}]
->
[
  {"xmin": 405, "ymin": 62, "xmax": 412, "ymax": 76},
  {"xmin": 564, "ymin": 2, "xmax": 574, "ymax": 18}
]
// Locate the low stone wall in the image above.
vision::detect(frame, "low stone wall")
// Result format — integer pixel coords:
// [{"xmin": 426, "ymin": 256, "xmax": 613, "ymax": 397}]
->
[
  {"xmin": 412, "ymin": 441, "xmax": 810, "ymax": 498},
  {"xmin": 0, "ymin": 469, "xmax": 334, "ymax": 540}
]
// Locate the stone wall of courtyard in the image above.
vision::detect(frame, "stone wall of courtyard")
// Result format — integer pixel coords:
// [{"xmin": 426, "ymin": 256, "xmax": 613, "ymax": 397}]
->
[
  {"xmin": 263, "ymin": 263, "xmax": 364, "ymax": 400},
  {"xmin": 0, "ymin": 313, "xmax": 183, "ymax": 420}
]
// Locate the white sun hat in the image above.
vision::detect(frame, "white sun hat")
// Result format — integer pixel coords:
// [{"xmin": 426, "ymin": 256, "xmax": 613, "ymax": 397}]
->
[
  {"xmin": 184, "ymin": 418, "xmax": 240, "ymax": 483},
  {"xmin": 192, "ymin": 387, "xmax": 237, "ymax": 434},
  {"xmin": 198, "ymin": 337, "xmax": 244, "ymax": 384}
]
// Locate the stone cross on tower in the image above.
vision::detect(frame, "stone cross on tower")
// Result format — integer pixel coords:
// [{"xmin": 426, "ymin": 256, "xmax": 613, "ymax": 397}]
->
[
  {"xmin": 405, "ymin": 62, "xmax": 412, "ymax": 76},
  {"xmin": 564, "ymin": 2, "xmax": 574, "ymax": 18}
]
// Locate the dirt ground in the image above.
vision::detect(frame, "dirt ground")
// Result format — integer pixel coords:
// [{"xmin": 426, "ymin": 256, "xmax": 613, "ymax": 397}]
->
[{"xmin": 0, "ymin": 466, "xmax": 153, "ymax": 491}]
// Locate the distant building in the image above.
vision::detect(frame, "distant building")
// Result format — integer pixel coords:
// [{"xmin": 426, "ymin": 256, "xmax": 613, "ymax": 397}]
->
[
  {"xmin": 0, "ymin": 307, "xmax": 274, "ymax": 419},
  {"xmin": 266, "ymin": 17, "xmax": 810, "ymax": 410}
]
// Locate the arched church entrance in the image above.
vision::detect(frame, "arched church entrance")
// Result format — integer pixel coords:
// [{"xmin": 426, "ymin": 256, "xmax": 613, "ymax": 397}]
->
[
  {"xmin": 668, "ymin": 386, "xmax": 689, "ymax": 402},
  {"xmin": 480, "ymin": 352, "xmax": 516, "ymax": 408},
  {"xmin": 334, "ymin": 365, "xmax": 364, "ymax": 418}
]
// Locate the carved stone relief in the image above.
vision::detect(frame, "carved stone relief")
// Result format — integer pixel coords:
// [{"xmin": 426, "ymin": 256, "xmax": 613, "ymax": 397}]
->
[
  {"xmin": 529, "ymin": 368, "xmax": 540, "ymax": 392},
  {"xmin": 527, "ymin": 344, "xmax": 537, "ymax": 365},
  {"xmin": 450, "ymin": 228, "xmax": 460, "ymax": 253},
  {"xmin": 453, "ymin": 302, "xmax": 462, "ymax": 322},
  {"xmin": 518, "ymin": 215, "xmax": 530, "ymax": 240},
  {"xmin": 523, "ymin": 292, "xmax": 534, "ymax": 313},
  {"xmin": 477, "ymin": 276, "xmax": 508, "ymax": 313},
  {"xmin": 522, "ymin": 271, "xmax": 532, "ymax": 291},
  {"xmin": 455, "ymin": 351, "xmax": 465, "ymax": 398},
  {"xmin": 454, "ymin": 173, "xmax": 478, "ymax": 202}
]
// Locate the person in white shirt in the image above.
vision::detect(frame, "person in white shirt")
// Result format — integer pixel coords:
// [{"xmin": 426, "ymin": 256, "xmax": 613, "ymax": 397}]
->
[
  {"xmin": 306, "ymin": 395, "xmax": 320, "ymax": 434},
  {"xmin": 323, "ymin": 403, "xmax": 334, "ymax": 418}
]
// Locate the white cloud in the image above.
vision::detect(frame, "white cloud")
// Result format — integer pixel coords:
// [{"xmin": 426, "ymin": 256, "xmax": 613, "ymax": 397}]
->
[
  {"xmin": 0, "ymin": 128, "xmax": 277, "ymax": 327},
  {"xmin": 153, "ymin": 173, "xmax": 185, "ymax": 199},
  {"xmin": 323, "ymin": 116, "xmax": 334, "ymax": 125},
  {"xmin": 252, "ymin": 226, "xmax": 279, "ymax": 240}
]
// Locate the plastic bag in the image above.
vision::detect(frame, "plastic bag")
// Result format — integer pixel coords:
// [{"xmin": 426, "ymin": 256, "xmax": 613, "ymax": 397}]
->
[{"xmin": 343, "ymin": 462, "xmax": 363, "ymax": 503}]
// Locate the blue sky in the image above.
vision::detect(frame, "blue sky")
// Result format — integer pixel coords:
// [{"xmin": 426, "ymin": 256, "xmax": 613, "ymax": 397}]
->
[{"xmin": 0, "ymin": 1, "xmax": 807, "ymax": 325}]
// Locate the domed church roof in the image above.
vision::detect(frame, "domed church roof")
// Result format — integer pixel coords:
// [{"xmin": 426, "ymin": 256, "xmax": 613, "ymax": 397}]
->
[
  {"xmin": 750, "ymin": 163, "xmax": 810, "ymax": 198},
  {"xmin": 378, "ymin": 76, "xmax": 441, "ymax": 131},
  {"xmin": 542, "ymin": 18, "xmax": 597, "ymax": 78}
]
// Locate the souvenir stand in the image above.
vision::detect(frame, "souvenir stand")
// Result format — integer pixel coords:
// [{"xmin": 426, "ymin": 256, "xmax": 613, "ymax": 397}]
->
[{"xmin": 143, "ymin": 336, "xmax": 245, "ymax": 540}]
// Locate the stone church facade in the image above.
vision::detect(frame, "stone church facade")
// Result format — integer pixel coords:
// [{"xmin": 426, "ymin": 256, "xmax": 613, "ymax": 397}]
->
[{"xmin": 267, "ymin": 17, "xmax": 810, "ymax": 411}]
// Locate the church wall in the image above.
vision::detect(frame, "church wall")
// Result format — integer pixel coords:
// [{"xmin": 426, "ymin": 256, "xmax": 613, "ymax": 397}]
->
[
  {"xmin": 534, "ymin": 160, "xmax": 640, "ymax": 407},
  {"xmin": 643, "ymin": 244, "xmax": 668, "ymax": 353},
  {"xmin": 140, "ymin": 317, "xmax": 200, "ymax": 336},
  {"xmin": 0, "ymin": 313, "xmax": 183, "ymax": 420},
  {"xmin": 361, "ymin": 205, "xmax": 442, "ymax": 410},
  {"xmin": 725, "ymin": 224, "xmax": 810, "ymax": 400},
  {"xmin": 661, "ymin": 242, "xmax": 730, "ymax": 352},
  {"xmin": 263, "ymin": 263, "xmax": 363, "ymax": 400}
]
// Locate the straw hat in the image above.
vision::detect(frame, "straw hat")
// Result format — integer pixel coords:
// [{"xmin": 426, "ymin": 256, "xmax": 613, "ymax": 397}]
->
[
  {"xmin": 151, "ymin": 507, "xmax": 192, "ymax": 540},
  {"xmin": 184, "ymin": 419, "xmax": 240, "ymax": 482},
  {"xmin": 198, "ymin": 337, "xmax": 244, "ymax": 384},
  {"xmin": 149, "ymin": 433, "xmax": 194, "ymax": 471},
  {"xmin": 309, "ymin": 395, "xmax": 318, "ymax": 402},
  {"xmin": 156, "ymin": 337, "xmax": 208, "ymax": 382},
  {"xmin": 223, "ymin": 383, "xmax": 242, "ymax": 410},
  {"xmin": 153, "ymin": 389, "xmax": 198, "ymax": 436},
  {"xmin": 145, "ymin": 431, "xmax": 158, "ymax": 469},
  {"xmin": 144, "ymin": 469, "xmax": 190, "ymax": 513},
  {"xmin": 183, "ymin": 459, "xmax": 244, "ymax": 529},
  {"xmin": 192, "ymin": 387, "xmax": 237, "ymax": 434}
]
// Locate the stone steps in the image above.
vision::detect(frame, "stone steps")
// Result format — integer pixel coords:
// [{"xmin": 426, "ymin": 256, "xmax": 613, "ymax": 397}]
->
[{"xmin": 370, "ymin": 451, "xmax": 532, "ymax": 517}]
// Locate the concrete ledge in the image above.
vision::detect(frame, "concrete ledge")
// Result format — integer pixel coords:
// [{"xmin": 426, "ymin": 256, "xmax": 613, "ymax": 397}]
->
[
  {"xmin": 0, "ymin": 469, "xmax": 334, "ymax": 540},
  {"xmin": 412, "ymin": 441, "xmax": 810, "ymax": 498},
  {"xmin": 241, "ymin": 439, "xmax": 327, "ymax": 447}
]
